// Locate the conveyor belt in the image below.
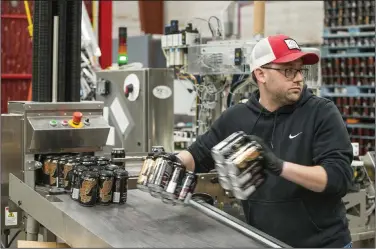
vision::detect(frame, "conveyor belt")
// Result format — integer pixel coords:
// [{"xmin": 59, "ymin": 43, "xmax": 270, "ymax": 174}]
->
[
  {"xmin": 9, "ymin": 174, "xmax": 288, "ymax": 248},
  {"xmin": 54, "ymin": 190, "xmax": 266, "ymax": 248}
]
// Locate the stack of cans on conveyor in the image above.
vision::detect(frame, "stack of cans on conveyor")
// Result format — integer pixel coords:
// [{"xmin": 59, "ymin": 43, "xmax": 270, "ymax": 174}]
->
[
  {"xmin": 38, "ymin": 152, "xmax": 129, "ymax": 207},
  {"xmin": 136, "ymin": 146, "xmax": 197, "ymax": 206},
  {"xmin": 211, "ymin": 131, "xmax": 265, "ymax": 200}
]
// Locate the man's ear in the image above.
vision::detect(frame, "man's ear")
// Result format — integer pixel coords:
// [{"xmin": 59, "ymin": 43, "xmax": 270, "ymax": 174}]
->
[{"xmin": 254, "ymin": 68, "xmax": 266, "ymax": 84}]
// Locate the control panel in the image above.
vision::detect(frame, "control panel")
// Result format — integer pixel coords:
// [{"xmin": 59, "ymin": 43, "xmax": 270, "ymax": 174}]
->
[
  {"xmin": 47, "ymin": 112, "xmax": 94, "ymax": 129},
  {"xmin": 26, "ymin": 112, "xmax": 110, "ymax": 152}
]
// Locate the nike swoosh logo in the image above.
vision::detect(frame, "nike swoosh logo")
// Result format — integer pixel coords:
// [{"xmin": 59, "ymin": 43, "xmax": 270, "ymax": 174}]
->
[{"xmin": 289, "ymin": 132, "xmax": 302, "ymax": 139}]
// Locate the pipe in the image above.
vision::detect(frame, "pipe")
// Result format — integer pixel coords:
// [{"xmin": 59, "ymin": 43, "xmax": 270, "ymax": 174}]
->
[
  {"xmin": 253, "ymin": 1, "xmax": 266, "ymax": 39},
  {"xmin": 52, "ymin": 16, "xmax": 59, "ymax": 102},
  {"xmin": 1, "ymin": 74, "xmax": 32, "ymax": 80},
  {"xmin": 25, "ymin": 215, "xmax": 39, "ymax": 241}
]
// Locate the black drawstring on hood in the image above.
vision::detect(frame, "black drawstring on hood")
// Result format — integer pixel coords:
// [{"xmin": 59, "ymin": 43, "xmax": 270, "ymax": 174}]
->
[{"xmin": 247, "ymin": 85, "xmax": 314, "ymax": 149}]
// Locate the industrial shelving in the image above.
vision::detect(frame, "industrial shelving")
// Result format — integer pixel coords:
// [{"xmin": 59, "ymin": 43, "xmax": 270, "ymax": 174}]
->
[{"xmin": 320, "ymin": 0, "xmax": 375, "ymax": 155}]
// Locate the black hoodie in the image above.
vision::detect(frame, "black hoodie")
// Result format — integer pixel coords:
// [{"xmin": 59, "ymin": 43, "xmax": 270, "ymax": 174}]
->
[{"xmin": 187, "ymin": 85, "xmax": 354, "ymax": 248}]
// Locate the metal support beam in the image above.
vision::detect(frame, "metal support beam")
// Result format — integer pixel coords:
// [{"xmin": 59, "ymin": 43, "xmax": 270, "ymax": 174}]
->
[{"xmin": 99, "ymin": 0, "xmax": 112, "ymax": 68}]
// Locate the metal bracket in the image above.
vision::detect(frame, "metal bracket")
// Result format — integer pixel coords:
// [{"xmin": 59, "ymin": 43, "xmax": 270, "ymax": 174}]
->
[{"xmin": 343, "ymin": 190, "xmax": 367, "ymax": 228}]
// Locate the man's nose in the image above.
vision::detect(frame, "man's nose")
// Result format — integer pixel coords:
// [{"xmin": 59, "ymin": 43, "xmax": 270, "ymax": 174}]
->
[{"xmin": 293, "ymin": 70, "xmax": 304, "ymax": 83}]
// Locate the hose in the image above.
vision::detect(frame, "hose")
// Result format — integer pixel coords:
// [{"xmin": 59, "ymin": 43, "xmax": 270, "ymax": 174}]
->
[
  {"xmin": 3, "ymin": 230, "xmax": 9, "ymax": 248},
  {"xmin": 226, "ymin": 75, "xmax": 247, "ymax": 107},
  {"xmin": 7, "ymin": 230, "xmax": 22, "ymax": 248}
]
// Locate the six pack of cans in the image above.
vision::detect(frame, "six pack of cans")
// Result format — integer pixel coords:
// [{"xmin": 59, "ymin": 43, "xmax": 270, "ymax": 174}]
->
[
  {"xmin": 37, "ymin": 153, "xmax": 129, "ymax": 207},
  {"xmin": 211, "ymin": 131, "xmax": 265, "ymax": 200},
  {"xmin": 136, "ymin": 152, "xmax": 197, "ymax": 205}
]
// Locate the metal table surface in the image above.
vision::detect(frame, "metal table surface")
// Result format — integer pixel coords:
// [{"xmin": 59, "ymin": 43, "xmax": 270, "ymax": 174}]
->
[{"xmin": 52, "ymin": 189, "xmax": 266, "ymax": 248}]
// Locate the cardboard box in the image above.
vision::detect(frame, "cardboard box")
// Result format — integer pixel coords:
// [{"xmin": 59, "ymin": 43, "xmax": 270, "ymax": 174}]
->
[{"xmin": 17, "ymin": 240, "xmax": 70, "ymax": 248}]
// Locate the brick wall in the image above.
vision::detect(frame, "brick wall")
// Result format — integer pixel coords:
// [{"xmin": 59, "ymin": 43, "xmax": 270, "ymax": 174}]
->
[{"xmin": 112, "ymin": 1, "xmax": 324, "ymax": 44}]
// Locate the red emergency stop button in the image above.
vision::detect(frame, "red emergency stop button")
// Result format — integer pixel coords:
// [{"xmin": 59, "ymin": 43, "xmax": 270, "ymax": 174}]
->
[{"xmin": 72, "ymin": 112, "xmax": 83, "ymax": 125}]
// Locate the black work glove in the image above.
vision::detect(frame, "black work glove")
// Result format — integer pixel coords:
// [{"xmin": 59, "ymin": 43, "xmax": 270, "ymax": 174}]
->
[{"xmin": 247, "ymin": 135, "xmax": 284, "ymax": 176}]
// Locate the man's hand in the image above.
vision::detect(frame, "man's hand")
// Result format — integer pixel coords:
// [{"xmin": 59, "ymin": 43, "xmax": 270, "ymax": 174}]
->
[{"xmin": 247, "ymin": 135, "xmax": 284, "ymax": 176}]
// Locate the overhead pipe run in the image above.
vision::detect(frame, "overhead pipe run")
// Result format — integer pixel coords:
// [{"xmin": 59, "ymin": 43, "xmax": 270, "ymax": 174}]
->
[{"xmin": 253, "ymin": 1, "xmax": 266, "ymax": 40}]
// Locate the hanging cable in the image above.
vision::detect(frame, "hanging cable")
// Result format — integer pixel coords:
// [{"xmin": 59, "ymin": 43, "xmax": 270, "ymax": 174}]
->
[
  {"xmin": 6, "ymin": 230, "xmax": 22, "ymax": 248},
  {"xmin": 24, "ymin": 1, "xmax": 33, "ymax": 37}
]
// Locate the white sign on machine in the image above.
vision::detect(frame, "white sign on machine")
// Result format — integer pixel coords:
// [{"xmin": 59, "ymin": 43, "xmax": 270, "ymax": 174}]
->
[
  {"xmin": 152, "ymin": 85, "xmax": 172, "ymax": 99},
  {"xmin": 5, "ymin": 206, "xmax": 17, "ymax": 226}
]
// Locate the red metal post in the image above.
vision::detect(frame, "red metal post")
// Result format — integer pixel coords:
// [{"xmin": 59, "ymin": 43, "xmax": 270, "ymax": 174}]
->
[{"xmin": 98, "ymin": 0, "xmax": 112, "ymax": 69}]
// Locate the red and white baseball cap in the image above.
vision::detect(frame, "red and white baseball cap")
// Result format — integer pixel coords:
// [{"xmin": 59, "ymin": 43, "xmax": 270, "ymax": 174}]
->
[{"xmin": 249, "ymin": 34, "xmax": 320, "ymax": 72}]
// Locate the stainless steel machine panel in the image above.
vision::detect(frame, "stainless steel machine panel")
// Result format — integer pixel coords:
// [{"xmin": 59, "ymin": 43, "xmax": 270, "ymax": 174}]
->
[
  {"xmin": 1, "ymin": 101, "xmax": 111, "ymax": 232},
  {"xmin": 1, "ymin": 114, "xmax": 24, "ymax": 229},
  {"xmin": 96, "ymin": 68, "xmax": 174, "ymax": 154},
  {"xmin": 26, "ymin": 115, "xmax": 109, "ymax": 153},
  {"xmin": 7, "ymin": 101, "xmax": 111, "ymax": 154}
]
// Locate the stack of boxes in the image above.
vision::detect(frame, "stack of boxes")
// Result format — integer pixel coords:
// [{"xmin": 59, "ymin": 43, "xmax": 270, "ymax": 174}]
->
[{"xmin": 321, "ymin": 0, "xmax": 375, "ymax": 155}]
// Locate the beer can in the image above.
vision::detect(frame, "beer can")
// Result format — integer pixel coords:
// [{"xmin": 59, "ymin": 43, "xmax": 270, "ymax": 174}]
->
[
  {"xmin": 228, "ymin": 161, "xmax": 260, "ymax": 188},
  {"xmin": 232, "ymin": 173, "xmax": 264, "ymax": 200},
  {"xmin": 211, "ymin": 131, "xmax": 247, "ymax": 164},
  {"xmin": 56, "ymin": 158, "xmax": 66, "ymax": 187},
  {"xmin": 149, "ymin": 156, "xmax": 172, "ymax": 196},
  {"xmin": 177, "ymin": 171, "xmax": 197, "ymax": 201},
  {"xmin": 71, "ymin": 166, "xmax": 89, "ymax": 200},
  {"xmin": 215, "ymin": 162, "xmax": 228, "ymax": 176},
  {"xmin": 98, "ymin": 170, "xmax": 114, "ymax": 205},
  {"xmin": 78, "ymin": 171, "xmax": 99, "ymax": 207},
  {"xmin": 159, "ymin": 159, "xmax": 174, "ymax": 189},
  {"xmin": 97, "ymin": 156, "xmax": 110, "ymax": 167},
  {"xmin": 228, "ymin": 142, "xmax": 262, "ymax": 170},
  {"xmin": 49, "ymin": 157, "xmax": 60, "ymax": 187},
  {"xmin": 43, "ymin": 156, "xmax": 52, "ymax": 186},
  {"xmin": 111, "ymin": 148, "xmax": 126, "ymax": 167},
  {"xmin": 112, "ymin": 169, "xmax": 129, "ymax": 204},
  {"xmin": 218, "ymin": 176, "xmax": 232, "ymax": 191},
  {"xmin": 165, "ymin": 162, "xmax": 186, "ymax": 194},
  {"xmin": 147, "ymin": 156, "xmax": 164, "ymax": 186},
  {"xmin": 151, "ymin": 146, "xmax": 165, "ymax": 153},
  {"xmin": 63, "ymin": 159, "xmax": 76, "ymax": 191},
  {"xmin": 137, "ymin": 154, "xmax": 155, "ymax": 191},
  {"xmin": 82, "ymin": 158, "xmax": 97, "ymax": 168},
  {"xmin": 105, "ymin": 164, "xmax": 120, "ymax": 172},
  {"xmin": 161, "ymin": 162, "xmax": 186, "ymax": 204}
]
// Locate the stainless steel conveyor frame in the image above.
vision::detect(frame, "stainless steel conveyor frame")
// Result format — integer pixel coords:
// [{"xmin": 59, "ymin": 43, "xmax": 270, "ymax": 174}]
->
[{"xmin": 9, "ymin": 174, "xmax": 290, "ymax": 248}]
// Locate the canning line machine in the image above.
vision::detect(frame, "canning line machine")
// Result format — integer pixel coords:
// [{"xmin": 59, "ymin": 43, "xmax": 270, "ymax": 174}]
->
[{"xmin": 1, "ymin": 100, "xmax": 290, "ymax": 248}]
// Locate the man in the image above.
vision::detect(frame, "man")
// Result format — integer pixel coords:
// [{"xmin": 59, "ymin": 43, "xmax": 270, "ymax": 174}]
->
[{"xmin": 174, "ymin": 35, "xmax": 354, "ymax": 247}]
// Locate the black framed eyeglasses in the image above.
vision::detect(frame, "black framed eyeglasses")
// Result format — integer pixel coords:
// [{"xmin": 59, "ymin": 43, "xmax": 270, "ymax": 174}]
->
[{"xmin": 261, "ymin": 66, "xmax": 309, "ymax": 79}]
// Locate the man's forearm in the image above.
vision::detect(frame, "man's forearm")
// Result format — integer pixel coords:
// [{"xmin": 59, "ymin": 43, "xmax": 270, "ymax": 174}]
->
[
  {"xmin": 280, "ymin": 162, "xmax": 328, "ymax": 192},
  {"xmin": 176, "ymin": 150, "xmax": 196, "ymax": 172}
]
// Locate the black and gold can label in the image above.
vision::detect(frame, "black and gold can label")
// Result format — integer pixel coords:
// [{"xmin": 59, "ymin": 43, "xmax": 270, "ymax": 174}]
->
[
  {"xmin": 63, "ymin": 163, "xmax": 74, "ymax": 188},
  {"xmin": 49, "ymin": 160, "xmax": 58, "ymax": 186},
  {"xmin": 99, "ymin": 177, "xmax": 113, "ymax": 204},
  {"xmin": 79, "ymin": 176, "xmax": 98, "ymax": 206}
]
